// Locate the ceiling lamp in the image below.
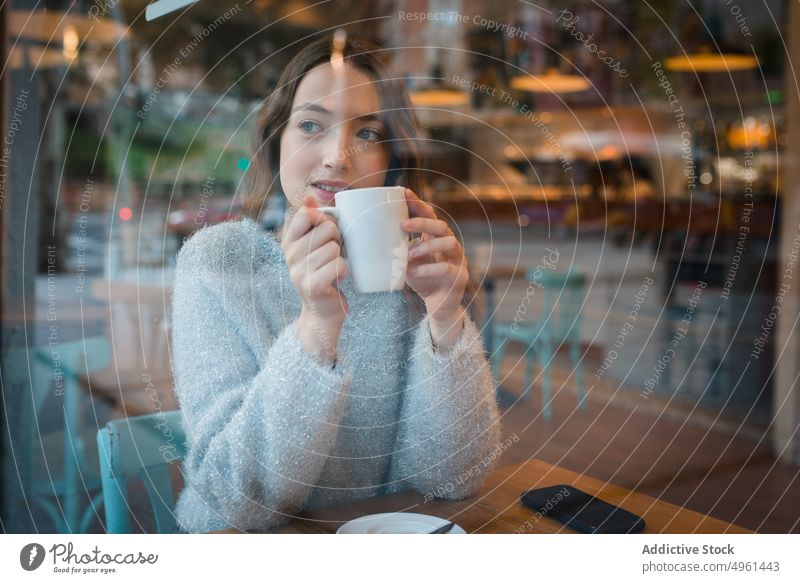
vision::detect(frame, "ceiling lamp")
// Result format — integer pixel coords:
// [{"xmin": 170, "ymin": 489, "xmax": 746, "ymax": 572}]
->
[
  {"xmin": 664, "ymin": 48, "xmax": 758, "ymax": 72},
  {"xmin": 511, "ymin": 68, "xmax": 590, "ymax": 93},
  {"xmin": 409, "ymin": 56, "xmax": 470, "ymax": 108},
  {"xmin": 409, "ymin": 86, "xmax": 470, "ymax": 107}
]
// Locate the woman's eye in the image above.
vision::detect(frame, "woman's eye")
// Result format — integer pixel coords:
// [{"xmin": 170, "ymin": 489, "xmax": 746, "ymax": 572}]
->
[
  {"xmin": 299, "ymin": 120, "xmax": 321, "ymax": 134},
  {"xmin": 357, "ymin": 128, "xmax": 383, "ymax": 142}
]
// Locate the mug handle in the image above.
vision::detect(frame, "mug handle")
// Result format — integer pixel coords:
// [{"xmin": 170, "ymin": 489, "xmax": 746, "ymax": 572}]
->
[{"xmin": 317, "ymin": 207, "xmax": 347, "ymax": 259}]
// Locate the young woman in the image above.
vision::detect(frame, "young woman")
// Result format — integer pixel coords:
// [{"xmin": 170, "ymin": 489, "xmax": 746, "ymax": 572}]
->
[{"xmin": 171, "ymin": 34, "xmax": 501, "ymax": 533}]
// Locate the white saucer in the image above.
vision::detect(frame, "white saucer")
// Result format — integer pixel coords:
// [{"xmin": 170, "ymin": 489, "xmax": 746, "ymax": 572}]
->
[{"xmin": 337, "ymin": 512, "xmax": 466, "ymax": 534}]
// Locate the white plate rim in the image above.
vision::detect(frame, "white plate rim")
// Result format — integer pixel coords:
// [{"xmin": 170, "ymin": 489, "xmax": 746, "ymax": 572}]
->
[{"xmin": 336, "ymin": 512, "xmax": 466, "ymax": 534}]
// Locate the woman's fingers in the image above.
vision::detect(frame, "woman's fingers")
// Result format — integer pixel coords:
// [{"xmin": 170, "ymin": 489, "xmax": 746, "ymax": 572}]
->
[
  {"xmin": 304, "ymin": 239, "xmax": 343, "ymax": 272},
  {"xmin": 280, "ymin": 210, "xmax": 308, "ymax": 247},
  {"xmin": 402, "ymin": 217, "xmax": 453, "ymax": 237},
  {"xmin": 408, "ymin": 235, "xmax": 462, "ymax": 261},
  {"xmin": 313, "ymin": 256, "xmax": 350, "ymax": 294},
  {"xmin": 282, "ymin": 200, "xmax": 335, "ymax": 246},
  {"xmin": 285, "ymin": 216, "xmax": 341, "ymax": 265},
  {"xmin": 299, "ymin": 216, "xmax": 341, "ymax": 249},
  {"xmin": 408, "ymin": 261, "xmax": 468, "ymax": 279},
  {"xmin": 281, "ymin": 199, "xmax": 317, "ymax": 244},
  {"xmin": 404, "ymin": 188, "xmax": 438, "ymax": 220}
]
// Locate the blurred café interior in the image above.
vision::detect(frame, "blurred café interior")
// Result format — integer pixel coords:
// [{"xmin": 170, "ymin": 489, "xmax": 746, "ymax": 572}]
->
[{"xmin": 1, "ymin": 0, "xmax": 799, "ymax": 533}]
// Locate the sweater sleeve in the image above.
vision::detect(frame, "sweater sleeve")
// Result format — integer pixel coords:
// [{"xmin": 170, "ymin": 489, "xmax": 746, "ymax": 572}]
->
[
  {"xmin": 171, "ymin": 238, "xmax": 353, "ymax": 533},
  {"xmin": 387, "ymin": 313, "xmax": 502, "ymax": 500}
]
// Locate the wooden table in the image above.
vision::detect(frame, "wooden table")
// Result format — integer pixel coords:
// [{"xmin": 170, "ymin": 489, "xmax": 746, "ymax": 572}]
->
[{"xmin": 217, "ymin": 460, "xmax": 750, "ymax": 534}]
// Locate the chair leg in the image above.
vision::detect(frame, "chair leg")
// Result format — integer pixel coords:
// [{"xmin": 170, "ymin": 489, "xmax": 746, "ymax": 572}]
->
[
  {"xmin": 538, "ymin": 342, "xmax": 553, "ymax": 420},
  {"xmin": 63, "ymin": 433, "xmax": 80, "ymax": 533},
  {"xmin": 98, "ymin": 429, "xmax": 132, "ymax": 534},
  {"xmin": 571, "ymin": 340, "xmax": 587, "ymax": 411}
]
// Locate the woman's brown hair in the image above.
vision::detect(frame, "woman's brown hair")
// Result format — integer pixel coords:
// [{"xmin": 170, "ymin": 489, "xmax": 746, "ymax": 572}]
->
[{"xmin": 241, "ymin": 33, "xmax": 484, "ymax": 330}]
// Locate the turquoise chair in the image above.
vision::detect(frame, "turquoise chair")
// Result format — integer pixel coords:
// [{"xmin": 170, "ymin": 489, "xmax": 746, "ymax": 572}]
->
[
  {"xmin": 8, "ymin": 337, "xmax": 112, "ymax": 533},
  {"xmin": 492, "ymin": 269, "xmax": 587, "ymax": 419},
  {"xmin": 97, "ymin": 410, "xmax": 187, "ymax": 533}
]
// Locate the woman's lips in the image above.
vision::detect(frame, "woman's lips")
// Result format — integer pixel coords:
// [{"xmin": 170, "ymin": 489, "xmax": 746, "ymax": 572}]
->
[
  {"xmin": 310, "ymin": 184, "xmax": 338, "ymax": 202},
  {"xmin": 310, "ymin": 181, "xmax": 349, "ymax": 202}
]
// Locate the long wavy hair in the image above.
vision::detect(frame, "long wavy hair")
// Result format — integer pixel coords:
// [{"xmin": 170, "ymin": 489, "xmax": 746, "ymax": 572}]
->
[{"xmin": 241, "ymin": 34, "xmax": 483, "ymax": 328}]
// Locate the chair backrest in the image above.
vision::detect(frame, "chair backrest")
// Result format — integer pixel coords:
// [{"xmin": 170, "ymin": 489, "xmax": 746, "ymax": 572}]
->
[
  {"xmin": 529, "ymin": 269, "xmax": 587, "ymax": 343},
  {"xmin": 97, "ymin": 410, "xmax": 187, "ymax": 533},
  {"xmin": 91, "ymin": 279, "xmax": 172, "ymax": 381}
]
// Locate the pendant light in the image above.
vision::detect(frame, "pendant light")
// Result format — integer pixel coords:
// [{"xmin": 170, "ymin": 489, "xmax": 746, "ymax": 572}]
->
[
  {"xmin": 409, "ymin": 58, "xmax": 469, "ymax": 108},
  {"xmin": 664, "ymin": 46, "xmax": 758, "ymax": 72},
  {"xmin": 510, "ymin": 68, "xmax": 590, "ymax": 93}
]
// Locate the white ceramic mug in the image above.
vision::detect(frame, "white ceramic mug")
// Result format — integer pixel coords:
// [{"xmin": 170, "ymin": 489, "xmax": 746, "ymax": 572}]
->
[{"xmin": 318, "ymin": 186, "xmax": 409, "ymax": 293}]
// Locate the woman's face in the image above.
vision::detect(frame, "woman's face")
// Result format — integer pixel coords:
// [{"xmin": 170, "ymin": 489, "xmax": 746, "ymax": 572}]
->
[{"xmin": 279, "ymin": 63, "xmax": 390, "ymax": 209}]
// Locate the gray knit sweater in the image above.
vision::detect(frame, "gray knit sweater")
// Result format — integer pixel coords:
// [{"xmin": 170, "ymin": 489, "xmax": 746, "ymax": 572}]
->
[{"xmin": 170, "ymin": 217, "xmax": 501, "ymax": 533}]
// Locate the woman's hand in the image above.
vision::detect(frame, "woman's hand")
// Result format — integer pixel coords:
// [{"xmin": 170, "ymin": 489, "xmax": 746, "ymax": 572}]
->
[
  {"xmin": 281, "ymin": 195, "xmax": 349, "ymax": 363},
  {"xmin": 402, "ymin": 189, "xmax": 467, "ymax": 349}
]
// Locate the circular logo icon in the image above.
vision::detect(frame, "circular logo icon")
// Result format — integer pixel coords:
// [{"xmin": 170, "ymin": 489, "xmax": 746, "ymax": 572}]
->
[{"xmin": 20, "ymin": 543, "xmax": 46, "ymax": 571}]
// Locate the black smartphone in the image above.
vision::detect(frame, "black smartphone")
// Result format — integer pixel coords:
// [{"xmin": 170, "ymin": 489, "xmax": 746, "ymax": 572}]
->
[{"xmin": 520, "ymin": 484, "xmax": 646, "ymax": 533}]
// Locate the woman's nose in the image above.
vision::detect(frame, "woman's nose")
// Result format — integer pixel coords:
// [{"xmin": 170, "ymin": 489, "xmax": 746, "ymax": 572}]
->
[{"xmin": 321, "ymin": 128, "xmax": 352, "ymax": 171}]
